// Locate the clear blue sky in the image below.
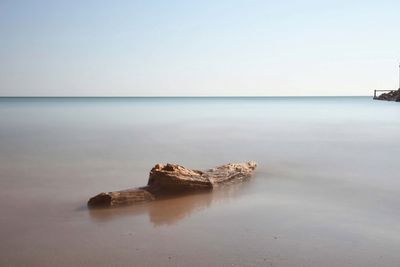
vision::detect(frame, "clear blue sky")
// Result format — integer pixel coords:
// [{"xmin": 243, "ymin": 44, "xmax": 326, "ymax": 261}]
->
[{"xmin": 0, "ymin": 0, "xmax": 399, "ymax": 96}]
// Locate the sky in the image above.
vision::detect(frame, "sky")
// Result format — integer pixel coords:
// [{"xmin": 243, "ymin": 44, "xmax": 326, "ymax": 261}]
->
[{"xmin": 0, "ymin": 0, "xmax": 399, "ymax": 96}]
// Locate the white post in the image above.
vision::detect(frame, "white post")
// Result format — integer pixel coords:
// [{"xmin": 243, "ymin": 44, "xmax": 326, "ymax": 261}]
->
[{"xmin": 398, "ymin": 63, "xmax": 400, "ymax": 90}]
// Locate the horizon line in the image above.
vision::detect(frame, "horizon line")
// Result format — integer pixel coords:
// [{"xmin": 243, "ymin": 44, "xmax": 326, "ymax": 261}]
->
[{"xmin": 0, "ymin": 95, "xmax": 371, "ymax": 98}]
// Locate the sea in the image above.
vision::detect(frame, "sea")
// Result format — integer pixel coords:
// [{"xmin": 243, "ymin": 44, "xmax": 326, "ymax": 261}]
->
[{"xmin": 0, "ymin": 97, "xmax": 399, "ymax": 267}]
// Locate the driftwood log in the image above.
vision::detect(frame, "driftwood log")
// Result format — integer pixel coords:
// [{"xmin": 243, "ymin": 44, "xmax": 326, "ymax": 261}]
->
[{"xmin": 88, "ymin": 161, "xmax": 257, "ymax": 208}]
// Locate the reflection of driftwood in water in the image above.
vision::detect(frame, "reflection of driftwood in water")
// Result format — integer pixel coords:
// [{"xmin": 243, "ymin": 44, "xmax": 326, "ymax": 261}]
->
[
  {"xmin": 88, "ymin": 162, "xmax": 257, "ymax": 208},
  {"xmin": 88, "ymin": 179, "xmax": 253, "ymax": 226}
]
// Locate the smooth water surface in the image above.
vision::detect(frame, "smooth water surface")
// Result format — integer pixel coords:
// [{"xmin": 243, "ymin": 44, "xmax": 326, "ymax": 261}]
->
[{"xmin": 0, "ymin": 97, "xmax": 399, "ymax": 267}]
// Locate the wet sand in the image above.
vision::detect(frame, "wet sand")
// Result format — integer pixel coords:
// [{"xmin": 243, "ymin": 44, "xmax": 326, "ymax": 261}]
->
[{"xmin": 0, "ymin": 97, "xmax": 400, "ymax": 266}]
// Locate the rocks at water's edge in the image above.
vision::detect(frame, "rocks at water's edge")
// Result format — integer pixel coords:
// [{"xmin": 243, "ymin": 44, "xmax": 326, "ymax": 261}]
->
[
  {"xmin": 88, "ymin": 161, "xmax": 257, "ymax": 208},
  {"xmin": 374, "ymin": 89, "xmax": 400, "ymax": 102}
]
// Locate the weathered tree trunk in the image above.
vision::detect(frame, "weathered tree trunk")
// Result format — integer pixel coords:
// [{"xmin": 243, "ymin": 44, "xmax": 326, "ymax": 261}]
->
[{"xmin": 88, "ymin": 161, "xmax": 257, "ymax": 208}]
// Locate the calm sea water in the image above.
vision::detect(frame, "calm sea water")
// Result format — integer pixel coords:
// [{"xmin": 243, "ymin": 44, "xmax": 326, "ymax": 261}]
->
[{"xmin": 0, "ymin": 97, "xmax": 399, "ymax": 267}]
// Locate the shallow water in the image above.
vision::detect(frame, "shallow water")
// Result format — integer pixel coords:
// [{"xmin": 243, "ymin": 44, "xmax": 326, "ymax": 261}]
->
[{"xmin": 0, "ymin": 97, "xmax": 399, "ymax": 267}]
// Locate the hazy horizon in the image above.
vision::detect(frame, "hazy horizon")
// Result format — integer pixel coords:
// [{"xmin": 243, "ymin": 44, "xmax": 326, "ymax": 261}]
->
[
  {"xmin": 0, "ymin": 95, "xmax": 372, "ymax": 98},
  {"xmin": 1, "ymin": 0, "xmax": 399, "ymax": 97}
]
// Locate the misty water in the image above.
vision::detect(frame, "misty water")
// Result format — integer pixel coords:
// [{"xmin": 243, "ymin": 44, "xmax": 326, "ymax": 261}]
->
[{"xmin": 0, "ymin": 97, "xmax": 399, "ymax": 267}]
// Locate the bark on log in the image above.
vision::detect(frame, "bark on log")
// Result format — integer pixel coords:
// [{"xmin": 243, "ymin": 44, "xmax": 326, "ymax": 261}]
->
[{"xmin": 88, "ymin": 161, "xmax": 257, "ymax": 208}]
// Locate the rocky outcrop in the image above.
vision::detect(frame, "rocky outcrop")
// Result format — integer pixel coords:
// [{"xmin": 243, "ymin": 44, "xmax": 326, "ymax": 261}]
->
[
  {"xmin": 374, "ymin": 89, "xmax": 400, "ymax": 102},
  {"xmin": 88, "ymin": 161, "xmax": 257, "ymax": 208}
]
